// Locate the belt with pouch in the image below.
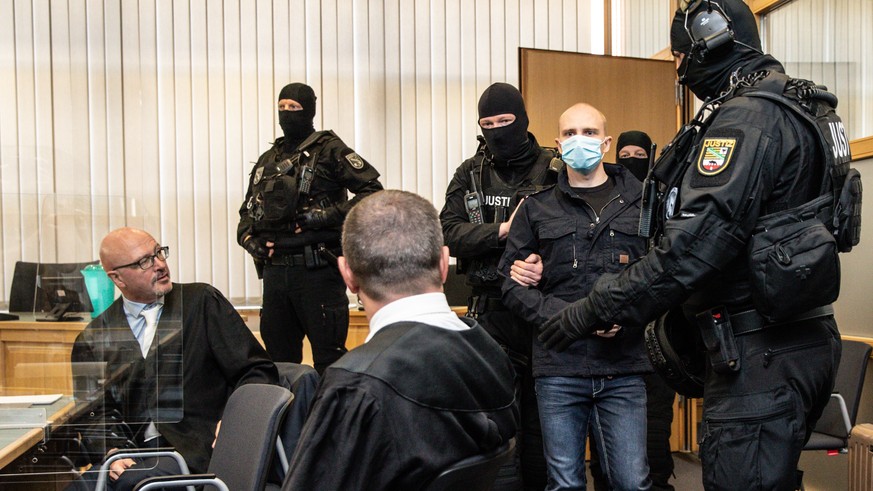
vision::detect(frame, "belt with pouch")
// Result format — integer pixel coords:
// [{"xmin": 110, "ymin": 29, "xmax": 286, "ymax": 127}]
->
[
  {"xmin": 729, "ymin": 304, "xmax": 835, "ymax": 336},
  {"xmin": 270, "ymin": 253, "xmax": 307, "ymax": 266}
]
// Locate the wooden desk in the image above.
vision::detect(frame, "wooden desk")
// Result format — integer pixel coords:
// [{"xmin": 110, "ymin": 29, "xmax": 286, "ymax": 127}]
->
[
  {"xmin": 0, "ymin": 316, "xmax": 86, "ymax": 396},
  {"xmin": 0, "ymin": 397, "xmax": 75, "ymax": 470}
]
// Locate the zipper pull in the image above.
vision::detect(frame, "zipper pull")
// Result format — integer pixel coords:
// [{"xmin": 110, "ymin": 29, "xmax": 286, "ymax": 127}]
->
[{"xmin": 573, "ymin": 259, "xmax": 578, "ymax": 269}]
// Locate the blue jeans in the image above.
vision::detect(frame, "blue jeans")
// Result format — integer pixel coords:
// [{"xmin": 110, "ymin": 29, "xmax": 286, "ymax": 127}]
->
[{"xmin": 536, "ymin": 375, "xmax": 651, "ymax": 491}]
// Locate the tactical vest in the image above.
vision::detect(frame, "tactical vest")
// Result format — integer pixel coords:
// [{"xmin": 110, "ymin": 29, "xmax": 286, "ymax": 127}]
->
[
  {"xmin": 740, "ymin": 72, "xmax": 860, "ymax": 321},
  {"xmin": 647, "ymin": 71, "xmax": 859, "ymax": 254},
  {"xmin": 471, "ymin": 141, "xmax": 563, "ymax": 224},
  {"xmin": 246, "ymin": 131, "xmax": 339, "ymax": 232},
  {"xmin": 646, "ymin": 72, "xmax": 862, "ymax": 395},
  {"xmin": 460, "ymin": 142, "xmax": 562, "ymax": 288},
  {"xmin": 742, "ymin": 72, "xmax": 859, "ymax": 252}
]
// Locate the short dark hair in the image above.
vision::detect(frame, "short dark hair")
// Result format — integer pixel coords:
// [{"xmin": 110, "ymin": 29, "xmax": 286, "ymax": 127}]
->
[{"xmin": 342, "ymin": 190, "xmax": 443, "ymax": 302}]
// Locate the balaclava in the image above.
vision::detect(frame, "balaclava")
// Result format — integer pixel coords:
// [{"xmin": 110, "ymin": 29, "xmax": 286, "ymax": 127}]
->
[
  {"xmin": 278, "ymin": 83, "xmax": 316, "ymax": 148},
  {"xmin": 671, "ymin": 0, "xmax": 763, "ymax": 101},
  {"xmin": 478, "ymin": 83, "xmax": 533, "ymax": 165},
  {"xmin": 616, "ymin": 130, "xmax": 653, "ymax": 182}
]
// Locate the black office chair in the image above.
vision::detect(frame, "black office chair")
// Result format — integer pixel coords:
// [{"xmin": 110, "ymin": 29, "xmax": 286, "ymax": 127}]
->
[
  {"xmin": 95, "ymin": 383, "xmax": 293, "ymax": 491},
  {"xmin": 803, "ymin": 339, "xmax": 871, "ymax": 453},
  {"xmin": 444, "ymin": 263, "xmax": 473, "ymax": 307},
  {"xmin": 8, "ymin": 260, "xmax": 98, "ymax": 312},
  {"xmin": 424, "ymin": 438, "xmax": 516, "ymax": 491},
  {"xmin": 267, "ymin": 362, "xmax": 320, "ymax": 490}
]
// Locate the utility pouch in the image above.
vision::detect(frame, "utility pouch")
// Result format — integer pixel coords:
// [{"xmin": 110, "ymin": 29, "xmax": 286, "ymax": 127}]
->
[
  {"xmin": 316, "ymin": 243, "xmax": 338, "ymax": 267},
  {"xmin": 834, "ymin": 168, "xmax": 862, "ymax": 252},
  {"xmin": 747, "ymin": 217, "xmax": 839, "ymax": 322},
  {"xmin": 304, "ymin": 243, "xmax": 329, "ymax": 270},
  {"xmin": 254, "ymin": 258, "xmax": 265, "ymax": 279},
  {"xmin": 259, "ymin": 158, "xmax": 300, "ymax": 222},
  {"xmin": 695, "ymin": 307, "xmax": 740, "ymax": 374},
  {"xmin": 466, "ymin": 296, "xmax": 484, "ymax": 319}
]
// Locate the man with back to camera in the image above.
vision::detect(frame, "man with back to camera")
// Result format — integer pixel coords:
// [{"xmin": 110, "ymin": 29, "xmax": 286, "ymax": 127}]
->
[
  {"xmin": 283, "ymin": 190, "xmax": 518, "ymax": 490},
  {"xmin": 238, "ymin": 82, "xmax": 383, "ymax": 374},
  {"xmin": 499, "ymin": 103, "xmax": 651, "ymax": 491},
  {"xmin": 440, "ymin": 82, "xmax": 559, "ymax": 490},
  {"xmin": 537, "ymin": 1, "xmax": 857, "ymax": 489},
  {"xmin": 71, "ymin": 227, "xmax": 278, "ymax": 490}
]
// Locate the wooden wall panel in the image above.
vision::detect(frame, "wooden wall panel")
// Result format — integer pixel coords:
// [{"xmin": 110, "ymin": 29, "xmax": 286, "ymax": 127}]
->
[{"xmin": 520, "ymin": 49, "xmax": 678, "ymax": 163}]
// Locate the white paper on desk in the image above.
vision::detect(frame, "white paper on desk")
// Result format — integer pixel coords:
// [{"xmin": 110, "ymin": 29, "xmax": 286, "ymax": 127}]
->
[{"xmin": 0, "ymin": 394, "xmax": 62, "ymax": 405}]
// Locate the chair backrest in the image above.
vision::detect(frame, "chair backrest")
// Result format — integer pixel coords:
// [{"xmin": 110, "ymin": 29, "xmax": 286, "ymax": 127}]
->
[
  {"xmin": 443, "ymin": 264, "xmax": 473, "ymax": 307},
  {"xmin": 209, "ymin": 383, "xmax": 293, "ymax": 491},
  {"xmin": 815, "ymin": 339, "xmax": 871, "ymax": 439},
  {"xmin": 269, "ymin": 362, "xmax": 319, "ymax": 486},
  {"xmin": 425, "ymin": 438, "xmax": 516, "ymax": 491},
  {"xmin": 8, "ymin": 260, "xmax": 99, "ymax": 312}
]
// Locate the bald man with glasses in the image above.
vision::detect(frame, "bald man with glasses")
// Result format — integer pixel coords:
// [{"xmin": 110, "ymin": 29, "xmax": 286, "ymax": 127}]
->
[{"xmin": 71, "ymin": 227, "xmax": 277, "ymax": 491}]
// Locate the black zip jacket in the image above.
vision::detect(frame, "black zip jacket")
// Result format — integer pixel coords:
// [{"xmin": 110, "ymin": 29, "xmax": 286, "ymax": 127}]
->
[{"xmin": 499, "ymin": 164, "xmax": 650, "ymax": 377}]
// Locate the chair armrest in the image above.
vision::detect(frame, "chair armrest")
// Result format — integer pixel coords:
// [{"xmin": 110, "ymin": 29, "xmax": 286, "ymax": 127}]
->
[
  {"xmin": 276, "ymin": 436, "xmax": 290, "ymax": 474},
  {"xmin": 132, "ymin": 473, "xmax": 228, "ymax": 491},
  {"xmin": 95, "ymin": 448, "xmax": 190, "ymax": 491},
  {"xmin": 831, "ymin": 393, "xmax": 852, "ymax": 436}
]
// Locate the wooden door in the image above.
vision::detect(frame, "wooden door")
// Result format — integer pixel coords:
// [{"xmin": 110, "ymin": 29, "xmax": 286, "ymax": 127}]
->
[{"xmin": 519, "ymin": 48, "xmax": 680, "ymax": 162}]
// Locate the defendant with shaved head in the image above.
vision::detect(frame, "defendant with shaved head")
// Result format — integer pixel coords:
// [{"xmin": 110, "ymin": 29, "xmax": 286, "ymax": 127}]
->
[{"xmin": 499, "ymin": 103, "xmax": 651, "ymax": 490}]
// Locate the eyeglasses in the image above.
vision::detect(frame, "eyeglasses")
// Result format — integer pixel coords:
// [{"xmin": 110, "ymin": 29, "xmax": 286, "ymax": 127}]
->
[{"xmin": 113, "ymin": 246, "xmax": 170, "ymax": 271}]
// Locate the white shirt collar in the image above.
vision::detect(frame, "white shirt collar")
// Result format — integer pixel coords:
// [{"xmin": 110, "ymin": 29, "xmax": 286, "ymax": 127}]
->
[
  {"xmin": 366, "ymin": 292, "xmax": 469, "ymax": 343},
  {"xmin": 122, "ymin": 295, "xmax": 165, "ymax": 318}
]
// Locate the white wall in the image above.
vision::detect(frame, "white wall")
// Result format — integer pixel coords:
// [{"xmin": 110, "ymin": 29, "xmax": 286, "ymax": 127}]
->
[{"xmin": 0, "ymin": 0, "xmax": 632, "ymax": 305}]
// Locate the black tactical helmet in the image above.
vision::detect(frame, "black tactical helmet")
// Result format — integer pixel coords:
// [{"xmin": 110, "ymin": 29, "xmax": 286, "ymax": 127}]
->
[
  {"xmin": 645, "ymin": 308, "xmax": 706, "ymax": 398},
  {"xmin": 670, "ymin": 0, "xmax": 764, "ymax": 101}
]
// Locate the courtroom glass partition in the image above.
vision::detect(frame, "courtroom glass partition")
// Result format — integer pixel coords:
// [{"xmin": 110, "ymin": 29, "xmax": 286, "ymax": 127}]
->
[{"xmin": 0, "ymin": 193, "xmax": 184, "ymax": 487}]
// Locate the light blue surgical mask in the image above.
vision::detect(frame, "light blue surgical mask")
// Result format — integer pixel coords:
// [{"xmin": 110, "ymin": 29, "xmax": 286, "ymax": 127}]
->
[{"xmin": 561, "ymin": 134, "xmax": 605, "ymax": 174}]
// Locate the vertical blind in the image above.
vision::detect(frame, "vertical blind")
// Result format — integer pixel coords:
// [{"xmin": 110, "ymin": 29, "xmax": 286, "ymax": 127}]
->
[
  {"xmin": 1, "ymin": 0, "xmax": 678, "ymax": 305},
  {"xmin": 762, "ymin": 0, "xmax": 872, "ymax": 140}
]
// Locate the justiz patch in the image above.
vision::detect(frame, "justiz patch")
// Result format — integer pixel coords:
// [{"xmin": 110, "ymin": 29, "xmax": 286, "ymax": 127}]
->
[{"xmin": 697, "ymin": 138, "xmax": 736, "ymax": 176}]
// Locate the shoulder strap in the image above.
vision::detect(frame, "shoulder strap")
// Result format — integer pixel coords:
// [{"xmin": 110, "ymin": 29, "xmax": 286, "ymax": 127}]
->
[
  {"xmin": 742, "ymin": 72, "xmax": 851, "ymax": 197},
  {"xmin": 527, "ymin": 147, "xmax": 562, "ymax": 185},
  {"xmin": 297, "ymin": 130, "xmax": 338, "ymax": 152}
]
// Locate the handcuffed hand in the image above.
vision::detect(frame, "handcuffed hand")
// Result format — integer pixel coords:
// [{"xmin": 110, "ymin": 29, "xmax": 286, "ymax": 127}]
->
[{"xmin": 243, "ymin": 236, "xmax": 271, "ymax": 260}]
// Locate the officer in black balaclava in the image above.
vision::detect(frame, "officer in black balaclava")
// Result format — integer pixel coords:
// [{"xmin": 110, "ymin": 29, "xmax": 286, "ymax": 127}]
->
[
  {"xmin": 615, "ymin": 130, "xmax": 653, "ymax": 182},
  {"xmin": 477, "ymin": 82, "xmax": 534, "ymax": 166},
  {"xmin": 238, "ymin": 82, "xmax": 382, "ymax": 374},
  {"xmin": 440, "ymin": 82, "xmax": 561, "ymax": 490},
  {"xmin": 277, "ymin": 82, "xmax": 317, "ymax": 149},
  {"xmin": 535, "ymin": 1, "xmax": 845, "ymax": 489}
]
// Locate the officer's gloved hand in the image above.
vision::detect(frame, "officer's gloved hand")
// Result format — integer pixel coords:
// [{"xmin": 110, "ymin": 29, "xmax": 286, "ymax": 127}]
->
[
  {"xmin": 297, "ymin": 208, "xmax": 336, "ymax": 230},
  {"xmin": 243, "ymin": 236, "xmax": 271, "ymax": 260},
  {"xmin": 538, "ymin": 299, "xmax": 598, "ymax": 352}
]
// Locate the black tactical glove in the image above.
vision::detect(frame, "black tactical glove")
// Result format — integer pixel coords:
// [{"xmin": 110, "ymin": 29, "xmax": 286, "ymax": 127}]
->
[
  {"xmin": 243, "ymin": 236, "xmax": 271, "ymax": 260},
  {"xmin": 297, "ymin": 208, "xmax": 337, "ymax": 230},
  {"xmin": 537, "ymin": 299, "xmax": 599, "ymax": 352}
]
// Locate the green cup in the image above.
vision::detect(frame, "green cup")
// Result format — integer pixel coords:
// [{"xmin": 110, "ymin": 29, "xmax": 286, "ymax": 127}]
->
[{"xmin": 81, "ymin": 264, "xmax": 116, "ymax": 318}]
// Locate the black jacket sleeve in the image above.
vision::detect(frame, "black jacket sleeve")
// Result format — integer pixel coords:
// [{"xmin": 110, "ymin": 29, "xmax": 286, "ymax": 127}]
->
[
  {"xmin": 440, "ymin": 159, "xmax": 503, "ymax": 257},
  {"xmin": 498, "ymin": 200, "xmax": 571, "ymax": 326}
]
